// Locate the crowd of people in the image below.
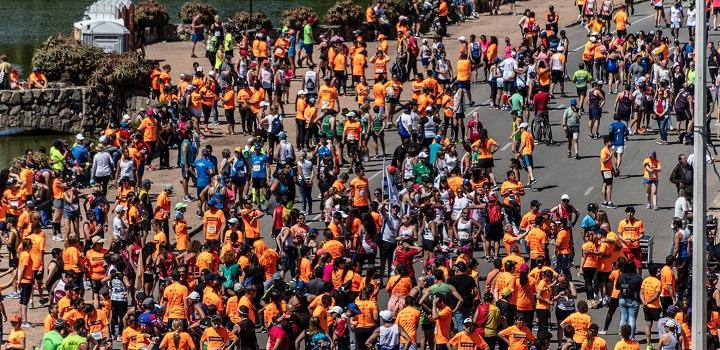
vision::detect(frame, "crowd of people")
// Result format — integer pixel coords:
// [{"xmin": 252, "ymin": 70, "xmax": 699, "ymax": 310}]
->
[{"xmin": 0, "ymin": 0, "xmax": 715, "ymax": 350}]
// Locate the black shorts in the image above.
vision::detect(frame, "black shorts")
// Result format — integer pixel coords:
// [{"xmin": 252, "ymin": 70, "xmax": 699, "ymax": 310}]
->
[
  {"xmin": 577, "ymin": 86, "xmax": 587, "ymax": 96},
  {"xmin": 231, "ymin": 177, "xmax": 247, "ymax": 189},
  {"xmin": 19, "ymin": 283, "xmax": 32, "ymax": 306},
  {"xmin": 252, "ymin": 178, "xmax": 267, "ymax": 189},
  {"xmin": 347, "ymin": 141, "xmax": 359, "ymax": 157},
  {"xmin": 617, "ymin": 29, "xmax": 627, "ymax": 37},
  {"xmin": 715, "ymin": 7, "xmax": 720, "ymax": 14},
  {"xmin": 91, "ymin": 279, "xmax": 104, "ymax": 294},
  {"xmin": 476, "ymin": 158, "xmax": 494, "ymax": 169},
  {"xmin": 594, "ymin": 271, "xmax": 610, "ymax": 285},
  {"xmin": 225, "ymin": 108, "xmax": 236, "ymax": 124},
  {"xmin": 34, "ymin": 270, "xmax": 44, "ymax": 281},
  {"xmin": 615, "ymin": 112, "xmax": 631, "ymax": 121},
  {"xmin": 644, "ymin": 306, "xmax": 661, "ymax": 321},
  {"xmin": 551, "ymin": 70, "xmax": 564, "ymax": 84},
  {"xmin": 334, "ymin": 70, "xmax": 346, "ymax": 81},
  {"xmin": 602, "ymin": 171, "xmax": 614, "ymax": 185},
  {"xmin": 422, "ymin": 239, "xmax": 437, "ymax": 251},
  {"xmin": 656, "ymin": 5, "xmax": 665, "ymax": 10},
  {"xmin": 676, "ymin": 108, "xmax": 691, "ymax": 121},
  {"xmin": 486, "ymin": 222, "xmax": 504, "ymax": 241}
]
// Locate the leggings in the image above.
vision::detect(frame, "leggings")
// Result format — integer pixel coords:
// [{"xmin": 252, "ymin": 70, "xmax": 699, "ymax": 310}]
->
[
  {"xmin": 111, "ymin": 300, "xmax": 128, "ymax": 337},
  {"xmin": 582, "ymin": 267, "xmax": 596, "ymax": 300},
  {"xmin": 603, "ymin": 297, "xmax": 619, "ymax": 331},
  {"xmin": 354, "ymin": 327, "xmax": 375, "ymax": 350},
  {"xmin": 295, "ymin": 119, "xmax": 306, "ymax": 149}
]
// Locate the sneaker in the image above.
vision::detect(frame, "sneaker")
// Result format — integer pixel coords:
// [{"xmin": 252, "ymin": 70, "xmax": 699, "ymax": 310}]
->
[
  {"xmin": 601, "ymin": 201, "xmax": 608, "ymax": 207},
  {"xmin": 5, "ymin": 292, "xmax": 19, "ymax": 299},
  {"xmin": 56, "ymin": 235, "xmax": 65, "ymax": 242},
  {"xmin": 51, "ymin": 235, "xmax": 61, "ymax": 242},
  {"xmin": 646, "ymin": 203, "xmax": 652, "ymax": 209},
  {"xmin": 599, "ymin": 330, "xmax": 607, "ymax": 335},
  {"xmin": 183, "ymin": 195, "xmax": 193, "ymax": 202},
  {"xmin": 606, "ymin": 202, "xmax": 617, "ymax": 209},
  {"xmin": 527, "ymin": 179, "xmax": 538, "ymax": 187},
  {"xmin": 21, "ymin": 321, "xmax": 31, "ymax": 329}
]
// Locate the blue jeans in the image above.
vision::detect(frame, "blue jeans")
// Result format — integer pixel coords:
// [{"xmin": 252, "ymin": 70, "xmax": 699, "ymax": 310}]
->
[
  {"xmin": 555, "ymin": 254, "xmax": 572, "ymax": 279},
  {"xmin": 657, "ymin": 116, "xmax": 669, "ymax": 141},
  {"xmin": 619, "ymin": 298, "xmax": 640, "ymax": 337}
]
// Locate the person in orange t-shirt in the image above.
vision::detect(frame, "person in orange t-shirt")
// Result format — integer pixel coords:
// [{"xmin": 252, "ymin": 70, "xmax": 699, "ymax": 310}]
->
[
  {"xmin": 432, "ymin": 295, "xmax": 454, "ymax": 346},
  {"xmin": 449, "ymin": 319, "xmax": 489, "ymax": 350},
  {"xmin": 85, "ymin": 236, "xmax": 107, "ymax": 294},
  {"xmin": 560, "ymin": 300, "xmax": 592, "ymax": 345},
  {"xmin": 640, "ymin": 264, "xmax": 662, "ymax": 345},
  {"xmin": 203, "ymin": 205, "xmax": 226, "ymax": 243},
  {"xmin": 349, "ymin": 168, "xmax": 370, "ymax": 211},
  {"xmin": 162, "ymin": 277, "xmax": 189, "ymax": 323},
  {"xmin": 17, "ymin": 239, "xmax": 34, "ymax": 323},
  {"xmin": 498, "ymin": 315, "xmax": 536, "ymax": 350},
  {"xmin": 617, "ymin": 207, "xmax": 645, "ymax": 270}
]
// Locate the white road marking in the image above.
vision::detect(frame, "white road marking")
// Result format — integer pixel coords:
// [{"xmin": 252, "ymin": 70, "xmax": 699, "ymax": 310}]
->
[
  {"xmin": 501, "ymin": 142, "xmax": 512, "ymax": 151},
  {"xmin": 584, "ymin": 186, "xmax": 594, "ymax": 196},
  {"xmin": 557, "ymin": 104, "xmax": 565, "ymax": 109}
]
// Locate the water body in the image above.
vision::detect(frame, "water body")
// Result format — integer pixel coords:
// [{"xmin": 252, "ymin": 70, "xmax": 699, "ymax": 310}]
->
[{"xmin": 0, "ymin": 0, "xmax": 368, "ymax": 164}]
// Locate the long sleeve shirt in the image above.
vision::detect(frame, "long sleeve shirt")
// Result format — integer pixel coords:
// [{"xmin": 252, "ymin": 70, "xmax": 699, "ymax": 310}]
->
[{"xmin": 91, "ymin": 151, "xmax": 115, "ymax": 178}]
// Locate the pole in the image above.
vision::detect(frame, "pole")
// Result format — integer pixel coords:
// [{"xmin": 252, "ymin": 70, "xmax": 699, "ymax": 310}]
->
[
  {"xmin": 692, "ymin": 0, "xmax": 707, "ymax": 346},
  {"xmin": 249, "ymin": 0, "xmax": 253, "ymax": 17}
]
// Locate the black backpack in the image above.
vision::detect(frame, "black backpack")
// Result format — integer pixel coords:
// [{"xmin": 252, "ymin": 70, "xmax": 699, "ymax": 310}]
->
[{"xmin": 391, "ymin": 60, "xmax": 407, "ymax": 82}]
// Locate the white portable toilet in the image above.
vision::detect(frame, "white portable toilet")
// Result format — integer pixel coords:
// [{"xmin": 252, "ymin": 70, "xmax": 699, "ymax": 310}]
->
[{"xmin": 79, "ymin": 20, "xmax": 130, "ymax": 53}]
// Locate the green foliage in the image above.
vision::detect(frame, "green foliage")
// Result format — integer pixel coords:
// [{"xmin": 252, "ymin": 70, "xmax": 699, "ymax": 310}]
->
[
  {"xmin": 281, "ymin": 6, "xmax": 318, "ymax": 31},
  {"xmin": 88, "ymin": 51, "xmax": 150, "ymax": 108},
  {"xmin": 231, "ymin": 11, "xmax": 273, "ymax": 31},
  {"xmin": 31, "ymin": 34, "xmax": 105, "ymax": 86},
  {"xmin": 135, "ymin": 0, "xmax": 170, "ymax": 27},
  {"xmin": 178, "ymin": 0, "xmax": 218, "ymax": 25},
  {"xmin": 324, "ymin": 0, "xmax": 364, "ymax": 27}
]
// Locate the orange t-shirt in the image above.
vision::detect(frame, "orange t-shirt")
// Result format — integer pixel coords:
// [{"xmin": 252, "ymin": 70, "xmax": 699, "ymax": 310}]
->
[
  {"xmin": 457, "ymin": 59, "xmax": 471, "ymax": 81},
  {"xmin": 396, "ymin": 306, "xmax": 421, "ymax": 342},
  {"xmin": 139, "ymin": 117, "xmax": 158, "ymax": 142},
  {"xmin": 386, "ymin": 275, "xmax": 413, "ymax": 296},
  {"xmin": 350, "ymin": 176, "xmax": 370, "ymax": 207},
  {"xmin": 498, "ymin": 325, "xmax": 536, "ymax": 350},
  {"xmin": 200, "ymin": 326, "xmax": 236, "ymax": 350},
  {"xmin": 159, "ymin": 332, "xmax": 195, "ymax": 350},
  {"xmin": 173, "ymin": 219, "xmax": 189, "ymax": 251},
  {"xmin": 562, "ymin": 312, "xmax": 591, "ymax": 344},
  {"xmin": 449, "ymin": 331, "xmax": 489, "ymax": 350},
  {"xmin": 526, "ymin": 228, "xmax": 548, "ymax": 259},
  {"xmin": 18, "ymin": 251, "xmax": 34, "ymax": 283},
  {"xmin": 354, "ymin": 299, "xmax": 378, "ymax": 328},
  {"xmin": 163, "ymin": 282, "xmax": 189, "ymax": 321},
  {"xmin": 203, "ymin": 209, "xmax": 226, "ymax": 241},
  {"xmin": 434, "ymin": 306, "xmax": 453, "ymax": 344},
  {"xmin": 617, "ymin": 219, "xmax": 644, "ymax": 248},
  {"xmin": 582, "ymin": 241, "xmax": 600, "ymax": 268},
  {"xmin": 612, "ymin": 339, "xmax": 640, "ymax": 350},
  {"xmin": 660, "ymin": 265, "xmax": 675, "ymax": 297},
  {"xmin": 85, "ymin": 248, "xmax": 107, "ymax": 280},
  {"xmin": 352, "ymin": 53, "xmax": 366, "ymax": 77},
  {"xmin": 322, "ymin": 239, "xmax": 345, "ymax": 259},
  {"xmin": 600, "ymin": 146, "xmax": 613, "ymax": 171},
  {"xmin": 641, "ymin": 276, "xmax": 661, "ymax": 309}
]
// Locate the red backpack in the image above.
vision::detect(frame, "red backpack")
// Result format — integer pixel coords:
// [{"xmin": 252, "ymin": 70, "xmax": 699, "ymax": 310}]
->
[{"xmin": 487, "ymin": 195, "xmax": 503, "ymax": 225}]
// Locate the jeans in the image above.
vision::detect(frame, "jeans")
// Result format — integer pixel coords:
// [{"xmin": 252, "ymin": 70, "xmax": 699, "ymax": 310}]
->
[
  {"xmin": 657, "ymin": 116, "xmax": 669, "ymax": 141},
  {"xmin": 298, "ymin": 181, "xmax": 313, "ymax": 213},
  {"xmin": 556, "ymin": 254, "xmax": 572, "ymax": 278},
  {"xmin": 619, "ymin": 298, "xmax": 640, "ymax": 338}
]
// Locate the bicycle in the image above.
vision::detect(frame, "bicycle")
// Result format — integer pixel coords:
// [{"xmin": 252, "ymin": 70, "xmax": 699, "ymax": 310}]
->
[{"xmin": 531, "ymin": 111, "xmax": 555, "ymax": 145}]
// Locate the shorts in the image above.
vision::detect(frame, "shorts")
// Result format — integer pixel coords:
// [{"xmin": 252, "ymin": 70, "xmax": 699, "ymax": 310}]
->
[
  {"xmin": 19, "ymin": 283, "xmax": 32, "ymax": 306},
  {"xmin": 671, "ymin": 22, "xmax": 681, "ymax": 28},
  {"xmin": 577, "ymin": 86, "xmax": 587, "ymax": 96},
  {"xmin": 53, "ymin": 199, "xmax": 63, "ymax": 209},
  {"xmin": 34, "ymin": 270, "xmax": 44, "ymax": 281},
  {"xmin": 676, "ymin": 108, "xmax": 691, "ymax": 121},
  {"xmin": 347, "ymin": 141, "xmax": 359, "ymax": 157},
  {"xmin": 304, "ymin": 44, "xmax": 313, "ymax": 54},
  {"xmin": 616, "ymin": 112, "xmax": 631, "ymax": 121},
  {"xmin": 617, "ymin": 29, "xmax": 627, "ymax": 37},
  {"xmin": 655, "ymin": 5, "xmax": 665, "ymax": 10},
  {"xmin": 589, "ymin": 107, "xmax": 602, "ymax": 120},
  {"xmin": 421, "ymin": 57, "xmax": 430, "ymax": 66},
  {"xmin": 624, "ymin": 246, "xmax": 643, "ymax": 268},
  {"xmin": 486, "ymin": 222, "xmax": 503, "ymax": 241},
  {"xmin": 522, "ymin": 154, "xmax": 534, "ymax": 169},
  {"xmin": 191, "ymin": 32, "xmax": 205, "ymax": 43},
  {"xmin": 333, "ymin": 70, "xmax": 345, "ymax": 81},
  {"xmin": 594, "ymin": 271, "xmax": 610, "ymax": 286},
  {"xmin": 252, "ymin": 177, "xmax": 267, "ymax": 189},
  {"xmin": 643, "ymin": 178, "xmax": 658, "ymax": 185},
  {"xmin": 566, "ymin": 126, "xmax": 580, "ymax": 140},
  {"xmin": 225, "ymin": 108, "xmax": 236, "ymax": 124},
  {"xmin": 644, "ymin": 306, "xmax": 661, "ymax": 321},
  {"xmin": 503, "ymin": 80, "xmax": 516, "ymax": 92},
  {"xmin": 455, "ymin": 80, "xmax": 471, "ymax": 91},
  {"xmin": 551, "ymin": 70, "xmax": 564, "ymax": 83},
  {"xmin": 602, "ymin": 171, "xmax": 614, "ymax": 185},
  {"xmin": 476, "ymin": 158, "xmax": 494, "ymax": 169},
  {"xmin": 231, "ymin": 177, "xmax": 247, "ymax": 189},
  {"xmin": 388, "ymin": 97, "xmax": 400, "ymax": 104},
  {"xmin": 611, "ymin": 145, "xmax": 624, "ymax": 154},
  {"xmin": 91, "ymin": 279, "xmax": 104, "ymax": 294},
  {"xmin": 422, "ymin": 238, "xmax": 437, "ymax": 251}
]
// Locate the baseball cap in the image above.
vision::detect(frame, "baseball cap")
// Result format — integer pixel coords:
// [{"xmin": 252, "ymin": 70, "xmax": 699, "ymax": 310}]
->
[
  {"xmin": 233, "ymin": 283, "xmax": 244, "ymax": 292},
  {"xmin": 570, "ymin": 98, "xmax": 577, "ymax": 105},
  {"xmin": 141, "ymin": 179, "xmax": 152, "ymax": 187},
  {"xmin": 329, "ymin": 306, "xmax": 344, "ymax": 315},
  {"xmin": 561, "ymin": 194, "xmax": 570, "ymax": 201},
  {"xmin": 115, "ymin": 205, "xmax": 126, "ymax": 213},
  {"xmin": 228, "ymin": 217, "xmax": 239, "ymax": 225},
  {"xmin": 379, "ymin": 310, "xmax": 394, "ymax": 321},
  {"xmin": 665, "ymin": 319, "xmax": 677, "ymax": 328},
  {"xmin": 174, "ymin": 203, "xmax": 187, "ymax": 210},
  {"xmin": 530, "ymin": 200, "xmax": 542, "ymax": 207},
  {"xmin": 463, "ymin": 317, "xmax": 474, "ymax": 325},
  {"xmin": 142, "ymin": 297, "xmax": 155, "ymax": 307},
  {"xmin": 9, "ymin": 314, "xmax": 21, "ymax": 323},
  {"xmin": 91, "ymin": 236, "xmax": 105, "ymax": 244},
  {"xmin": 188, "ymin": 291, "xmax": 201, "ymax": 300},
  {"xmin": 518, "ymin": 122, "xmax": 528, "ymax": 129},
  {"xmin": 501, "ymin": 287, "xmax": 514, "ymax": 297},
  {"xmin": 76, "ymin": 133, "xmax": 85, "ymax": 141}
]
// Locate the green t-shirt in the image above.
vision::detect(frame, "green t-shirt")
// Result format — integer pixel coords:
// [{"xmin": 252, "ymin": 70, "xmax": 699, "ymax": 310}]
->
[
  {"xmin": 509, "ymin": 93, "xmax": 524, "ymax": 112},
  {"xmin": 303, "ymin": 24, "xmax": 314, "ymax": 45},
  {"xmin": 42, "ymin": 330, "xmax": 64, "ymax": 350},
  {"xmin": 412, "ymin": 163, "xmax": 431, "ymax": 184},
  {"xmin": 50, "ymin": 146, "xmax": 65, "ymax": 172},
  {"xmin": 563, "ymin": 107, "xmax": 580, "ymax": 128},
  {"xmin": 57, "ymin": 334, "xmax": 86, "ymax": 350},
  {"xmin": 572, "ymin": 69, "xmax": 592, "ymax": 88}
]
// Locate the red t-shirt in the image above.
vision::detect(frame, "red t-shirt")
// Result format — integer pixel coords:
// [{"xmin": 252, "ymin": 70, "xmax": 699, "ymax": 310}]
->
[
  {"xmin": 394, "ymin": 249, "xmax": 420, "ymax": 277},
  {"xmin": 533, "ymin": 92, "xmax": 550, "ymax": 112}
]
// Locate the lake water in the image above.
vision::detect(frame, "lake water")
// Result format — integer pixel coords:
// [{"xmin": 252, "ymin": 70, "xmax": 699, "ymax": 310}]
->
[{"xmin": 0, "ymin": 0, "xmax": 367, "ymax": 164}]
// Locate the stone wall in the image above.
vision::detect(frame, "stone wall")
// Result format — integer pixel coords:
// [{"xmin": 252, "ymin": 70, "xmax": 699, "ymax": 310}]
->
[{"xmin": 0, "ymin": 87, "xmax": 108, "ymax": 134}]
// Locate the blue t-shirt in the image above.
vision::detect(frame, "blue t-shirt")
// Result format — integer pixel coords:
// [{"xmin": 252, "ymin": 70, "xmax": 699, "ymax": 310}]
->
[
  {"xmin": 429, "ymin": 143, "xmax": 443, "ymax": 164},
  {"xmin": 580, "ymin": 214, "xmax": 599, "ymax": 232},
  {"xmin": 609, "ymin": 121, "xmax": 628, "ymax": 146},
  {"xmin": 193, "ymin": 158, "xmax": 213, "ymax": 187},
  {"xmin": 250, "ymin": 153, "xmax": 269, "ymax": 179},
  {"xmin": 71, "ymin": 144, "xmax": 89, "ymax": 164}
]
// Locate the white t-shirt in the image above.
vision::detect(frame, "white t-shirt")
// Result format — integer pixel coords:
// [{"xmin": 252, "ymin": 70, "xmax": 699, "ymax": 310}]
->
[
  {"xmin": 112, "ymin": 215, "xmax": 126, "ymax": 239},
  {"xmin": 687, "ymin": 8, "xmax": 696, "ymax": 26},
  {"xmin": 670, "ymin": 6, "xmax": 682, "ymax": 23},
  {"xmin": 262, "ymin": 114, "xmax": 281, "ymax": 132},
  {"xmin": 674, "ymin": 196, "xmax": 692, "ymax": 219},
  {"xmin": 501, "ymin": 58, "xmax": 518, "ymax": 80},
  {"xmin": 551, "ymin": 53, "xmax": 565, "ymax": 71}
]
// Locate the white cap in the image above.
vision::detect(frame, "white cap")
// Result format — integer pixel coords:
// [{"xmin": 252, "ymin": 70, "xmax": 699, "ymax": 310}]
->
[
  {"xmin": 297, "ymin": 90, "xmax": 306, "ymax": 95},
  {"xmin": 260, "ymin": 101, "xmax": 270, "ymax": 107},
  {"xmin": 561, "ymin": 194, "xmax": 570, "ymax": 201},
  {"xmin": 196, "ymin": 66, "xmax": 203, "ymax": 72},
  {"xmin": 208, "ymin": 70, "xmax": 216, "ymax": 77},
  {"xmin": 76, "ymin": 133, "xmax": 85, "ymax": 141},
  {"xmin": 338, "ymin": 211, "xmax": 349, "ymax": 218},
  {"xmin": 511, "ymin": 51, "xmax": 517, "ymax": 57},
  {"xmin": 115, "ymin": 205, "xmax": 126, "ymax": 213},
  {"xmin": 458, "ymin": 36, "xmax": 466, "ymax": 41},
  {"xmin": 329, "ymin": 306, "xmax": 344, "ymax": 315},
  {"xmin": 463, "ymin": 317, "xmax": 474, "ymax": 325},
  {"xmin": 345, "ymin": 111, "xmax": 356, "ymax": 117},
  {"xmin": 228, "ymin": 217, "xmax": 239, "ymax": 224},
  {"xmin": 188, "ymin": 291, "xmax": 201, "ymax": 300},
  {"xmin": 418, "ymin": 151, "xmax": 428, "ymax": 158},
  {"xmin": 379, "ymin": 310, "xmax": 394, "ymax": 321},
  {"xmin": 518, "ymin": 122, "xmax": 528, "ymax": 129},
  {"xmin": 426, "ymin": 106, "xmax": 433, "ymax": 111},
  {"xmin": 665, "ymin": 319, "xmax": 677, "ymax": 328}
]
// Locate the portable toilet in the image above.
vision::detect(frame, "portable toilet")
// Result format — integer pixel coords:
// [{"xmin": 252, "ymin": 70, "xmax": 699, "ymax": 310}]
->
[{"xmin": 80, "ymin": 20, "xmax": 130, "ymax": 53}]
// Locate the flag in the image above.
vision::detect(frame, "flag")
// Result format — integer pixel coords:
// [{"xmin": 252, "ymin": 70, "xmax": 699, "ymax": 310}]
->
[{"xmin": 383, "ymin": 160, "xmax": 399, "ymax": 205}]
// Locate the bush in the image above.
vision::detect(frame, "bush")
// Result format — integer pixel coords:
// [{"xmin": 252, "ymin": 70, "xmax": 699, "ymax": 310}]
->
[
  {"xmin": 377, "ymin": 0, "xmax": 404, "ymax": 24},
  {"xmin": 324, "ymin": 0, "xmax": 364, "ymax": 27},
  {"xmin": 88, "ymin": 51, "xmax": 151, "ymax": 112},
  {"xmin": 178, "ymin": 0, "xmax": 218, "ymax": 25},
  {"xmin": 31, "ymin": 35, "xmax": 105, "ymax": 86},
  {"xmin": 231, "ymin": 11, "xmax": 273, "ymax": 31},
  {"xmin": 281, "ymin": 6, "xmax": 317, "ymax": 31},
  {"xmin": 135, "ymin": 0, "xmax": 170, "ymax": 27}
]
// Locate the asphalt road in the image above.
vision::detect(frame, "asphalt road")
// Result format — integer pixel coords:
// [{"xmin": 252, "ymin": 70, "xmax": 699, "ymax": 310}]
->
[{"xmin": 241, "ymin": 4, "xmax": 720, "ymax": 348}]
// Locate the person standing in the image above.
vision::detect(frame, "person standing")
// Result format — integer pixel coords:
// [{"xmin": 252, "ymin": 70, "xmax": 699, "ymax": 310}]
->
[
  {"xmin": 600, "ymin": 136, "xmax": 616, "ymax": 208},
  {"xmin": 617, "ymin": 260, "xmax": 643, "ymax": 339},
  {"xmin": 643, "ymin": 151, "xmax": 662, "ymax": 210},
  {"xmin": 517, "ymin": 123, "xmax": 537, "ymax": 187},
  {"xmin": 640, "ymin": 264, "xmax": 662, "ymax": 346},
  {"xmin": 562, "ymin": 99, "xmax": 582, "ymax": 159}
]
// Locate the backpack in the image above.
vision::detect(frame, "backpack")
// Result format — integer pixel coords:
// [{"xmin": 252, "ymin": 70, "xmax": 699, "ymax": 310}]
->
[
  {"xmin": 271, "ymin": 116, "xmax": 284, "ymax": 136},
  {"xmin": 391, "ymin": 61, "xmax": 407, "ymax": 82},
  {"xmin": 619, "ymin": 280, "xmax": 635, "ymax": 299},
  {"xmin": 616, "ymin": 93, "xmax": 632, "ymax": 115},
  {"xmin": 304, "ymin": 76, "xmax": 316, "ymax": 92},
  {"xmin": 487, "ymin": 196, "xmax": 503, "ymax": 225}
]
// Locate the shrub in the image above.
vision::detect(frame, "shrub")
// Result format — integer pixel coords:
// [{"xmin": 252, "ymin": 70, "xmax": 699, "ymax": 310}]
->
[
  {"xmin": 178, "ymin": 0, "xmax": 218, "ymax": 25},
  {"xmin": 135, "ymin": 0, "xmax": 170, "ymax": 27},
  {"xmin": 281, "ymin": 6, "xmax": 317, "ymax": 31},
  {"xmin": 88, "ymin": 51, "xmax": 151, "ymax": 113},
  {"xmin": 231, "ymin": 11, "xmax": 273, "ymax": 31},
  {"xmin": 31, "ymin": 34, "xmax": 105, "ymax": 86},
  {"xmin": 323, "ymin": 0, "xmax": 364, "ymax": 27}
]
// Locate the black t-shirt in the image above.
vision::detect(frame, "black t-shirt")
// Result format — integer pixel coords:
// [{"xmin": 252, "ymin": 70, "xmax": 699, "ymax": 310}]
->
[
  {"xmin": 617, "ymin": 272, "xmax": 643, "ymax": 301},
  {"xmin": 237, "ymin": 318, "xmax": 258, "ymax": 350},
  {"xmin": 448, "ymin": 273, "xmax": 476, "ymax": 310}
]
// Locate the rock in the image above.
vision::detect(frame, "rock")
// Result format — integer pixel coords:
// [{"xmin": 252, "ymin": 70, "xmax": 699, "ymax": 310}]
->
[
  {"xmin": 21, "ymin": 91, "xmax": 33, "ymax": 104},
  {"xmin": 9, "ymin": 105, "xmax": 21, "ymax": 115},
  {"xmin": 71, "ymin": 89, "xmax": 82, "ymax": 101},
  {"xmin": 49, "ymin": 104, "xmax": 59, "ymax": 115},
  {"xmin": 0, "ymin": 104, "xmax": 8, "ymax": 113},
  {"xmin": 0, "ymin": 91, "xmax": 10, "ymax": 103},
  {"xmin": 32, "ymin": 90, "xmax": 42, "ymax": 99},
  {"xmin": 9, "ymin": 91, "xmax": 21, "ymax": 104}
]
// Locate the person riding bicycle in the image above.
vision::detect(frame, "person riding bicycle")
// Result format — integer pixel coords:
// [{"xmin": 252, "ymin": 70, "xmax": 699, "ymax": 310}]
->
[{"xmin": 531, "ymin": 88, "xmax": 553, "ymax": 143}]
